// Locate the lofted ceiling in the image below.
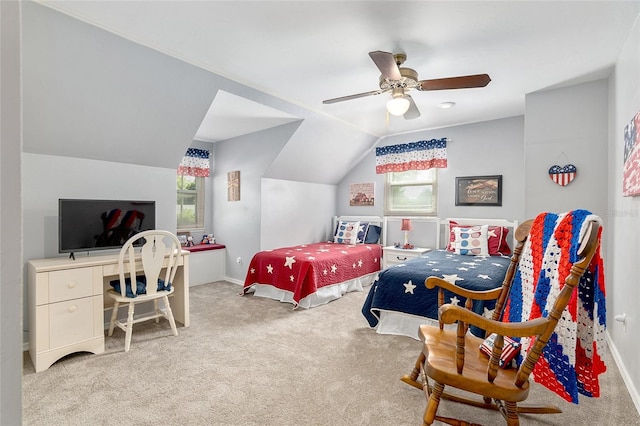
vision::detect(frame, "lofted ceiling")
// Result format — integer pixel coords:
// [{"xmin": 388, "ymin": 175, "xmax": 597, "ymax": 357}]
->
[{"xmin": 38, "ymin": 1, "xmax": 640, "ymax": 142}]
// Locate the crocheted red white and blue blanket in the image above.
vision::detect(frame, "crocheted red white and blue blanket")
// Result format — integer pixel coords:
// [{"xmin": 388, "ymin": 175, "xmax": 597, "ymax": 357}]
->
[{"xmin": 503, "ymin": 210, "xmax": 606, "ymax": 403}]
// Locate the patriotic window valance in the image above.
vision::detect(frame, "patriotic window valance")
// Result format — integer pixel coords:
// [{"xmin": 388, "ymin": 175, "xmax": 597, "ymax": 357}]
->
[
  {"xmin": 178, "ymin": 148, "xmax": 210, "ymax": 177},
  {"xmin": 375, "ymin": 138, "xmax": 447, "ymax": 174}
]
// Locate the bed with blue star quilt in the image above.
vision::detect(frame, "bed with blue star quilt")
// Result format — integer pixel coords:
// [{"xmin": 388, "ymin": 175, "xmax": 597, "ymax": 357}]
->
[{"xmin": 362, "ymin": 250, "xmax": 511, "ymax": 340}]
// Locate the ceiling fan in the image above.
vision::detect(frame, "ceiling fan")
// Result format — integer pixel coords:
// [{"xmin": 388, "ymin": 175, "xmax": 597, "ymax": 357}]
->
[{"xmin": 322, "ymin": 50, "xmax": 491, "ymax": 120}]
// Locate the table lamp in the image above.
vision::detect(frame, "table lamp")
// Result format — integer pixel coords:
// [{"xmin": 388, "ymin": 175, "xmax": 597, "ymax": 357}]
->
[{"xmin": 401, "ymin": 218, "xmax": 413, "ymax": 249}]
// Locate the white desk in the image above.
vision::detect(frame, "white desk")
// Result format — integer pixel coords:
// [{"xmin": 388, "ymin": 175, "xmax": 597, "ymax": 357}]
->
[{"xmin": 28, "ymin": 250, "xmax": 190, "ymax": 372}]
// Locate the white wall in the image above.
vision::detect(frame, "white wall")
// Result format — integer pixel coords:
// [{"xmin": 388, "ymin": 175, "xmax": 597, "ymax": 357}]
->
[
  {"xmin": 22, "ymin": 1, "xmax": 217, "ymax": 170},
  {"xmin": 261, "ymin": 178, "xmax": 337, "ymax": 249},
  {"xmin": 524, "ymin": 79, "xmax": 609, "ymax": 219},
  {"xmin": 212, "ymin": 122, "xmax": 299, "ymax": 282},
  {"xmin": 22, "ymin": 153, "xmax": 178, "ymax": 344},
  {"xmin": 0, "ymin": 1, "xmax": 23, "ymax": 422},
  {"xmin": 608, "ymin": 14, "xmax": 640, "ymax": 411},
  {"xmin": 337, "ymin": 116, "xmax": 526, "ymax": 246},
  {"xmin": 23, "ymin": 154, "xmax": 178, "ymax": 261}
]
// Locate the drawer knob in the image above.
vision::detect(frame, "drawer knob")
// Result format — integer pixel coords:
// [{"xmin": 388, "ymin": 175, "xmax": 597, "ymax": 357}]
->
[
  {"xmin": 68, "ymin": 305, "xmax": 77, "ymax": 313},
  {"xmin": 68, "ymin": 281, "xmax": 77, "ymax": 289}
]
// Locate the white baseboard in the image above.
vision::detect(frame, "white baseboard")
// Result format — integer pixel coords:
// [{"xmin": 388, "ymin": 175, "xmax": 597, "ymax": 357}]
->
[
  {"xmin": 606, "ymin": 331, "xmax": 640, "ymax": 415},
  {"xmin": 224, "ymin": 276, "xmax": 243, "ymax": 285}
]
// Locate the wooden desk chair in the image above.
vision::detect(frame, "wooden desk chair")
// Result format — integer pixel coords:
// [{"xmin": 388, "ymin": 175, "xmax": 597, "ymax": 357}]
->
[
  {"xmin": 107, "ymin": 230, "xmax": 182, "ymax": 352},
  {"xmin": 401, "ymin": 211, "xmax": 604, "ymax": 426}
]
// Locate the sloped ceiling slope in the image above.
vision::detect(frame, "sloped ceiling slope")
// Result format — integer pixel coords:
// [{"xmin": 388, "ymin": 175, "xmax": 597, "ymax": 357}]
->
[
  {"xmin": 195, "ymin": 90, "xmax": 300, "ymax": 143},
  {"xmin": 22, "ymin": 1, "xmax": 220, "ymax": 169},
  {"xmin": 22, "ymin": 1, "xmax": 374, "ymax": 185},
  {"xmin": 33, "ymin": 1, "xmax": 640, "ymax": 138},
  {"xmin": 264, "ymin": 115, "xmax": 378, "ymax": 185}
]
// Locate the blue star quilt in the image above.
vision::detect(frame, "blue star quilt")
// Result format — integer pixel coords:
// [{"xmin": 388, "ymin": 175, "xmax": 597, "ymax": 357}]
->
[{"xmin": 362, "ymin": 249, "xmax": 511, "ymax": 336}]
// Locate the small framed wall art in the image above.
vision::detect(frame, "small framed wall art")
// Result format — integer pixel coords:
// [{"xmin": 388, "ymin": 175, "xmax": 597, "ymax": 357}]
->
[
  {"xmin": 227, "ymin": 170, "xmax": 240, "ymax": 201},
  {"xmin": 349, "ymin": 182, "xmax": 375, "ymax": 206},
  {"xmin": 623, "ymin": 111, "xmax": 640, "ymax": 196},
  {"xmin": 455, "ymin": 175, "xmax": 502, "ymax": 206}
]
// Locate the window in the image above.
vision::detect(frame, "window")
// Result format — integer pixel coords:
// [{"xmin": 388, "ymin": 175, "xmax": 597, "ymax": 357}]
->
[
  {"xmin": 384, "ymin": 169, "xmax": 438, "ymax": 216},
  {"xmin": 177, "ymin": 174, "xmax": 204, "ymax": 230},
  {"xmin": 177, "ymin": 147, "xmax": 210, "ymax": 230}
]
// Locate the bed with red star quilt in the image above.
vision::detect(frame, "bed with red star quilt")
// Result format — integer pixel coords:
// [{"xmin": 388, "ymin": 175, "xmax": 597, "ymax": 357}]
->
[
  {"xmin": 243, "ymin": 217, "xmax": 384, "ymax": 308},
  {"xmin": 362, "ymin": 217, "xmax": 517, "ymax": 340},
  {"xmin": 243, "ymin": 242, "xmax": 382, "ymax": 308}
]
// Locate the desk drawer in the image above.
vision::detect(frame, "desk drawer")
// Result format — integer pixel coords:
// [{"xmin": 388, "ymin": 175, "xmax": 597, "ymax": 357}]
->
[
  {"xmin": 49, "ymin": 297, "xmax": 96, "ymax": 348},
  {"xmin": 48, "ymin": 268, "xmax": 94, "ymax": 303}
]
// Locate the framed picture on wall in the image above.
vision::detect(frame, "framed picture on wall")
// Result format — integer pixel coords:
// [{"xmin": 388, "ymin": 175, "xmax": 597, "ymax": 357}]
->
[
  {"xmin": 349, "ymin": 182, "xmax": 375, "ymax": 206},
  {"xmin": 455, "ymin": 175, "xmax": 503, "ymax": 206},
  {"xmin": 227, "ymin": 170, "xmax": 240, "ymax": 201},
  {"xmin": 623, "ymin": 111, "xmax": 640, "ymax": 196}
]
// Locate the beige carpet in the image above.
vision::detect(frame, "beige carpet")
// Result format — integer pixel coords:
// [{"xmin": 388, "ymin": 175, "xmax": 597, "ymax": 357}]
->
[{"xmin": 23, "ymin": 281, "xmax": 640, "ymax": 425}]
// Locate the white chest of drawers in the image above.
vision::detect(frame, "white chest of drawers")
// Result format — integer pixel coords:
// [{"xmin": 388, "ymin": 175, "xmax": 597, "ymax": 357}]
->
[
  {"xmin": 382, "ymin": 246, "xmax": 431, "ymax": 269},
  {"xmin": 28, "ymin": 260, "xmax": 105, "ymax": 372}
]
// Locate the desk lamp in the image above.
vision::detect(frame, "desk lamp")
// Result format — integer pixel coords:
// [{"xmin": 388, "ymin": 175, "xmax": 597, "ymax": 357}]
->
[{"xmin": 401, "ymin": 219, "xmax": 413, "ymax": 249}]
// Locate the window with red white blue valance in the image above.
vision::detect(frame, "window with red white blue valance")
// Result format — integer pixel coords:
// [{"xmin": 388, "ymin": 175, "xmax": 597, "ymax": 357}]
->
[
  {"xmin": 375, "ymin": 138, "xmax": 447, "ymax": 174},
  {"xmin": 178, "ymin": 148, "xmax": 210, "ymax": 177}
]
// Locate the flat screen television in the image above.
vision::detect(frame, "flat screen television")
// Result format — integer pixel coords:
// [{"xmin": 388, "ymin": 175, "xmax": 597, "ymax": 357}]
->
[{"xmin": 59, "ymin": 199, "xmax": 156, "ymax": 256}]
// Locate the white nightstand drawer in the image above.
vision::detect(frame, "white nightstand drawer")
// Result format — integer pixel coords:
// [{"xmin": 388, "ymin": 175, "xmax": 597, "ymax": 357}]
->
[
  {"xmin": 382, "ymin": 246, "xmax": 431, "ymax": 268},
  {"xmin": 48, "ymin": 268, "xmax": 94, "ymax": 303}
]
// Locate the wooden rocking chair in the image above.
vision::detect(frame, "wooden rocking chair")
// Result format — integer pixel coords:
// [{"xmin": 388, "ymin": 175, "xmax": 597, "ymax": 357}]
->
[{"xmin": 401, "ymin": 212, "xmax": 602, "ymax": 426}]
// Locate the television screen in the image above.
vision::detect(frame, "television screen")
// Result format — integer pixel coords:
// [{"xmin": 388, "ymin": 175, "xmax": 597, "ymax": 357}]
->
[{"xmin": 59, "ymin": 199, "xmax": 156, "ymax": 254}]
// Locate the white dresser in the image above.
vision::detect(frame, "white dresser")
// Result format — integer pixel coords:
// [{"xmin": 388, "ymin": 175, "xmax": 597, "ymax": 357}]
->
[
  {"xmin": 382, "ymin": 246, "xmax": 431, "ymax": 269},
  {"xmin": 28, "ymin": 260, "xmax": 105, "ymax": 372}
]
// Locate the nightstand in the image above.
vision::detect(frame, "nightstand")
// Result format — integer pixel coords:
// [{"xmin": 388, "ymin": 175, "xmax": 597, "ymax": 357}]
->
[{"xmin": 382, "ymin": 246, "xmax": 431, "ymax": 269}]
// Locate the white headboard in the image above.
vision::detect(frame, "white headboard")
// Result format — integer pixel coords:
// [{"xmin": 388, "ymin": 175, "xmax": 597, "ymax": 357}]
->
[
  {"xmin": 332, "ymin": 216, "xmax": 386, "ymax": 245},
  {"xmin": 436, "ymin": 217, "xmax": 519, "ymax": 250}
]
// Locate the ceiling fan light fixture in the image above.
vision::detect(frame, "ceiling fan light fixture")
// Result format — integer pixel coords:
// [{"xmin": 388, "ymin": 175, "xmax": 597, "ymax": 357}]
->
[{"xmin": 387, "ymin": 97, "xmax": 410, "ymax": 116}]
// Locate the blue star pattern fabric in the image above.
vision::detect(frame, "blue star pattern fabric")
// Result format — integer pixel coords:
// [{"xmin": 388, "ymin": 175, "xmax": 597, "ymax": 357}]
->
[{"xmin": 362, "ymin": 249, "xmax": 511, "ymax": 337}]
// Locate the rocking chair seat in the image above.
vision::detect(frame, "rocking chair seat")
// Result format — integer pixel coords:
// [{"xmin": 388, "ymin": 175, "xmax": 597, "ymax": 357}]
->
[{"xmin": 420, "ymin": 326, "xmax": 530, "ymax": 404}]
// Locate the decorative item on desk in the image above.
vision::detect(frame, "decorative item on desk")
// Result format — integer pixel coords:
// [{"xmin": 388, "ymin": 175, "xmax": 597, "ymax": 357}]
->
[
  {"xmin": 177, "ymin": 231, "xmax": 191, "ymax": 247},
  {"xmin": 201, "ymin": 234, "xmax": 215, "ymax": 244},
  {"xmin": 186, "ymin": 236, "xmax": 194, "ymax": 247},
  {"xmin": 401, "ymin": 219, "xmax": 414, "ymax": 249}
]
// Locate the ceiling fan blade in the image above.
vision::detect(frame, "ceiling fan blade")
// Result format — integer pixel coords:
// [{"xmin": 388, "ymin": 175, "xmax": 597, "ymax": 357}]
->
[
  {"xmin": 369, "ymin": 50, "xmax": 402, "ymax": 80},
  {"xmin": 322, "ymin": 89, "xmax": 387, "ymax": 104},
  {"xmin": 403, "ymin": 95, "xmax": 421, "ymax": 120},
  {"xmin": 419, "ymin": 74, "xmax": 491, "ymax": 91}
]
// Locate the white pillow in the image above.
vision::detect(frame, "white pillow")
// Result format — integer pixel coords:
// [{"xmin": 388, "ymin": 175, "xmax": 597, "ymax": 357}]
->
[
  {"xmin": 453, "ymin": 225, "xmax": 489, "ymax": 256},
  {"xmin": 334, "ymin": 220, "xmax": 360, "ymax": 244}
]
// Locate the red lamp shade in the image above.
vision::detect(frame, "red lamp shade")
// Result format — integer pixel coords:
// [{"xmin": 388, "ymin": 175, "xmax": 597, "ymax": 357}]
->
[{"xmin": 401, "ymin": 219, "xmax": 413, "ymax": 231}]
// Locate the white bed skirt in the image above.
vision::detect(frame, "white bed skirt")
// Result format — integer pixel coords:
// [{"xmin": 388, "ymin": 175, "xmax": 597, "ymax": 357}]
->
[
  {"xmin": 247, "ymin": 271, "xmax": 379, "ymax": 309},
  {"xmin": 373, "ymin": 310, "xmax": 455, "ymax": 340}
]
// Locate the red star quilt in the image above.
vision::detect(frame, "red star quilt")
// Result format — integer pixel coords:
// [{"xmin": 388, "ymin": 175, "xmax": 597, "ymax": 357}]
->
[{"xmin": 243, "ymin": 242, "xmax": 382, "ymax": 307}]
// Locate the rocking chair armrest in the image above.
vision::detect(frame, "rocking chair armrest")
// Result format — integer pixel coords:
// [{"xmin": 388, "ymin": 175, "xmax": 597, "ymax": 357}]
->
[
  {"xmin": 438, "ymin": 304, "xmax": 549, "ymax": 337},
  {"xmin": 426, "ymin": 276, "xmax": 503, "ymax": 301}
]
